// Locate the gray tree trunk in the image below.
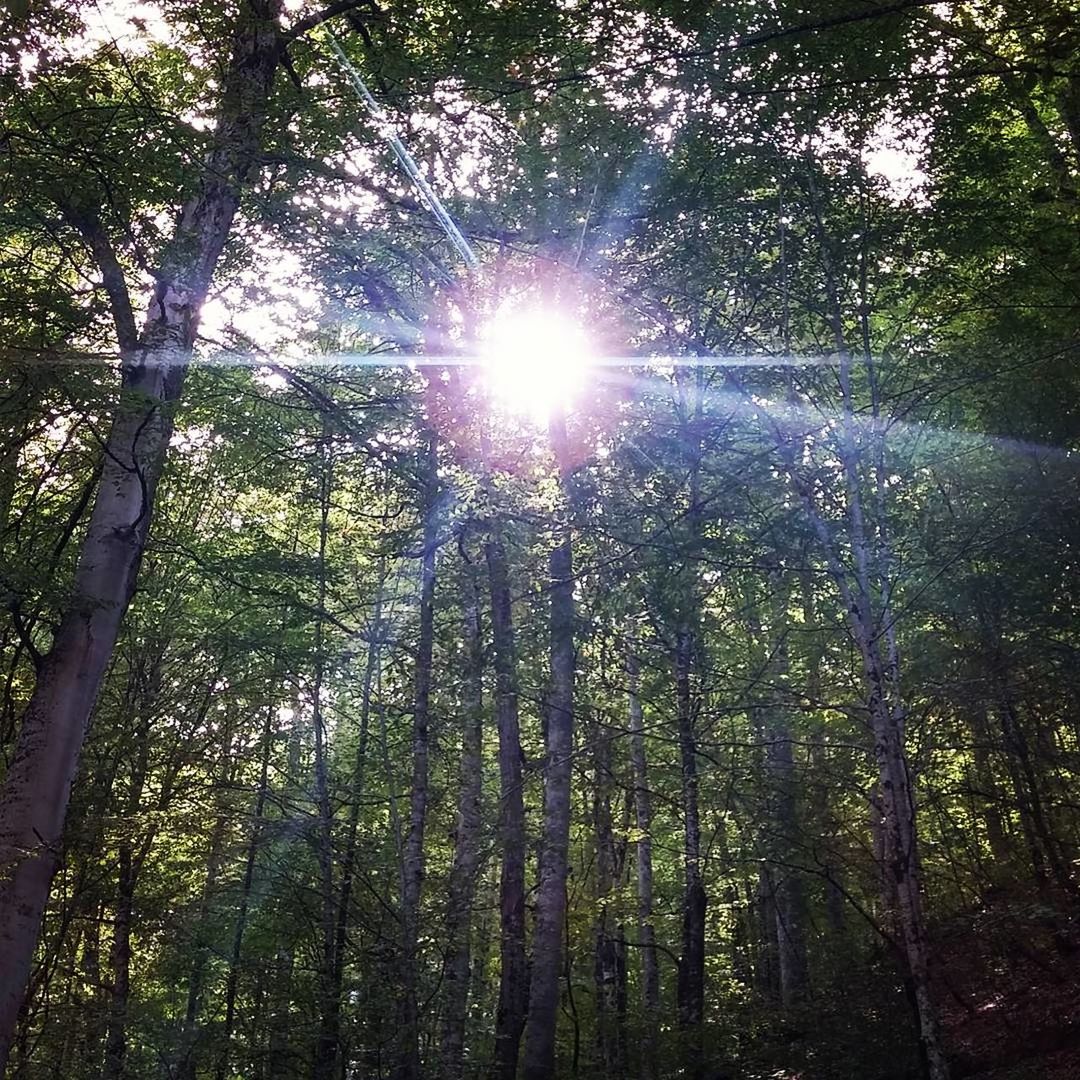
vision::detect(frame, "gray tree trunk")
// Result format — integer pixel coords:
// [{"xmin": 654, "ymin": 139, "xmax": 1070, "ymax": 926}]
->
[
  {"xmin": 484, "ymin": 506, "xmax": 528, "ymax": 1080},
  {"xmin": 438, "ymin": 560, "xmax": 485, "ymax": 1079},
  {"xmin": 324, "ymin": 567, "xmax": 383, "ymax": 1080},
  {"xmin": 780, "ymin": 171, "xmax": 950, "ymax": 1079},
  {"xmin": 521, "ymin": 410, "xmax": 576, "ymax": 1080},
  {"xmin": 0, "ymin": 6, "xmax": 283, "ymax": 1069},
  {"xmin": 218, "ymin": 694, "xmax": 277, "ymax": 1080},
  {"xmin": 675, "ymin": 627, "xmax": 706, "ymax": 1044},
  {"xmin": 627, "ymin": 648, "xmax": 660, "ymax": 1080},
  {"xmin": 312, "ymin": 439, "xmax": 340, "ymax": 1080},
  {"xmin": 592, "ymin": 709, "xmax": 625, "ymax": 1079},
  {"xmin": 397, "ymin": 431, "xmax": 439, "ymax": 1080},
  {"xmin": 100, "ymin": 681, "xmax": 154, "ymax": 1080}
]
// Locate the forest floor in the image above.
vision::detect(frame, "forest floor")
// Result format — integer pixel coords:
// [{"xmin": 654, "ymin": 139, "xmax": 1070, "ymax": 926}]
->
[{"xmin": 938, "ymin": 895, "xmax": 1080, "ymax": 1079}]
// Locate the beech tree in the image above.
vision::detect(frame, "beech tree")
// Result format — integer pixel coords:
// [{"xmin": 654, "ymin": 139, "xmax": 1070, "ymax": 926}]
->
[{"xmin": 3, "ymin": 3, "xmax": 1080, "ymax": 1080}]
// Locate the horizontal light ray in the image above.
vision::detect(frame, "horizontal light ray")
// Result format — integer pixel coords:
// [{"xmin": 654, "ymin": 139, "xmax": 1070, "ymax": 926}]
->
[{"xmin": 0, "ymin": 350, "xmax": 842, "ymax": 368}]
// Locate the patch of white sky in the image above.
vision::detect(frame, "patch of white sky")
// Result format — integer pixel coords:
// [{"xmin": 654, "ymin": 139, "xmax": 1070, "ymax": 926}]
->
[
  {"xmin": 582, "ymin": 8, "xmax": 693, "ymax": 147},
  {"xmin": 200, "ymin": 230, "xmax": 324, "ymax": 360},
  {"xmin": 75, "ymin": 0, "xmax": 172, "ymax": 53},
  {"xmin": 861, "ymin": 117, "xmax": 931, "ymax": 205},
  {"xmin": 411, "ymin": 82, "xmax": 508, "ymax": 200},
  {"xmin": 2, "ymin": 0, "xmax": 164, "ymax": 81}
]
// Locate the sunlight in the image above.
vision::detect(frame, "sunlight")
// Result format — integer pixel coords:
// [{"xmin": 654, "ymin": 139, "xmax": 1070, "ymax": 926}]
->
[{"xmin": 479, "ymin": 305, "xmax": 593, "ymax": 422}]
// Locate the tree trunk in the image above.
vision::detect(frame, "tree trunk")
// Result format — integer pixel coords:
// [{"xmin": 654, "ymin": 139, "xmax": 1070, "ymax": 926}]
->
[
  {"xmin": 0, "ymin": 7, "xmax": 283, "ymax": 1069},
  {"xmin": 312, "ymin": 438, "xmax": 340, "ymax": 1080},
  {"xmin": 218, "ymin": 696, "xmax": 276, "ymax": 1080},
  {"xmin": 786, "ymin": 173, "xmax": 950, "ymax": 1078},
  {"xmin": 264, "ymin": 698, "xmax": 305, "ymax": 1080},
  {"xmin": 397, "ymin": 430, "xmax": 439, "ymax": 1080},
  {"xmin": 968, "ymin": 709, "xmax": 1010, "ymax": 870},
  {"xmin": 438, "ymin": 560, "xmax": 485, "ymax": 1080},
  {"xmin": 176, "ymin": 848, "xmax": 219, "ymax": 1080},
  {"xmin": 100, "ymin": 647, "xmax": 163, "ymax": 1080},
  {"xmin": 323, "ymin": 567, "xmax": 383, "ymax": 1080},
  {"xmin": 754, "ymin": 594, "xmax": 808, "ymax": 1007},
  {"xmin": 992, "ymin": 667, "xmax": 1074, "ymax": 897},
  {"xmin": 521, "ymin": 410, "xmax": 576, "ymax": 1080},
  {"xmin": 592, "ymin": 709, "xmax": 625, "ymax": 1079},
  {"xmin": 675, "ymin": 627, "xmax": 706, "ymax": 1057},
  {"xmin": 766, "ymin": 720, "xmax": 809, "ymax": 1007},
  {"xmin": 626, "ymin": 648, "xmax": 659, "ymax": 1080},
  {"xmin": 485, "ymin": 522, "xmax": 528, "ymax": 1080}
]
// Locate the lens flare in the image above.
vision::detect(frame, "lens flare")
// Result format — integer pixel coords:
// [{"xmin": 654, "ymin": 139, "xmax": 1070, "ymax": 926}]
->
[{"xmin": 479, "ymin": 306, "xmax": 592, "ymax": 421}]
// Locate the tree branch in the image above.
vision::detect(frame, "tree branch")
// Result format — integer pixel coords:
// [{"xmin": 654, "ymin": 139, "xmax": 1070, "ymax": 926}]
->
[
  {"xmin": 284, "ymin": 0, "xmax": 380, "ymax": 41},
  {"xmin": 63, "ymin": 208, "xmax": 139, "ymax": 355}
]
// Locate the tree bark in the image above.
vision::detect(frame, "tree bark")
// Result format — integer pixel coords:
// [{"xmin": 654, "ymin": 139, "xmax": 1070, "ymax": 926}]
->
[
  {"xmin": 322, "ymin": 565, "xmax": 383, "ymax": 1080},
  {"xmin": 521, "ymin": 409, "xmax": 576, "ymax": 1080},
  {"xmin": 312, "ymin": 438, "xmax": 340, "ymax": 1080},
  {"xmin": 485, "ymin": 507, "xmax": 528, "ymax": 1080},
  {"xmin": 397, "ymin": 430, "xmax": 439, "ymax": 1080},
  {"xmin": 674, "ymin": 628, "xmax": 706, "ymax": 1044},
  {"xmin": 626, "ymin": 647, "xmax": 660, "ymax": 1080},
  {"xmin": 765, "ymin": 718, "xmax": 809, "ymax": 1007},
  {"xmin": 0, "ymin": 6, "xmax": 283, "ymax": 1069},
  {"xmin": 218, "ymin": 695, "xmax": 277, "ymax": 1080},
  {"xmin": 782, "ymin": 170, "xmax": 950, "ymax": 1078},
  {"xmin": 438, "ymin": 559, "xmax": 485, "ymax": 1080},
  {"xmin": 750, "ymin": 586, "xmax": 808, "ymax": 1008},
  {"xmin": 99, "ymin": 706, "xmax": 151, "ymax": 1080},
  {"xmin": 178, "ymin": 727, "xmax": 235, "ymax": 1080},
  {"xmin": 592, "ymin": 707, "xmax": 625, "ymax": 1079}
]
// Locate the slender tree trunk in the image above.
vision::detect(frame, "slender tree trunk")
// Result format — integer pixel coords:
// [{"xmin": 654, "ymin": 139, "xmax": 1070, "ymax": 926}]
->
[
  {"xmin": 323, "ymin": 567, "xmax": 383, "ymax": 1080},
  {"xmin": 218, "ymin": 695, "xmax": 276, "ymax": 1079},
  {"xmin": 99, "ymin": 848, "xmax": 134, "ymax": 1080},
  {"xmin": 752, "ymin": 588, "xmax": 808, "ymax": 1007},
  {"xmin": 485, "ymin": 509, "xmax": 528, "ymax": 1080},
  {"xmin": 264, "ymin": 698, "xmax": 305, "ymax": 1080},
  {"xmin": 991, "ymin": 666, "xmax": 1074, "ymax": 897},
  {"xmin": 267, "ymin": 946, "xmax": 296, "ymax": 1080},
  {"xmin": 311, "ymin": 435, "xmax": 340, "ymax": 1080},
  {"xmin": 186, "ymin": 733, "xmax": 240, "ymax": 1080},
  {"xmin": 438, "ymin": 560, "xmax": 485, "ymax": 1080},
  {"xmin": 175, "ymin": 682, "xmax": 241, "ymax": 1080},
  {"xmin": 756, "ymin": 867, "xmax": 780, "ymax": 1001},
  {"xmin": 844, "ymin": 444, "xmax": 948, "ymax": 1080},
  {"xmin": 521, "ymin": 409, "xmax": 576, "ymax": 1080},
  {"xmin": 967, "ymin": 708, "xmax": 1010, "ymax": 870},
  {"xmin": 397, "ymin": 430, "xmax": 439, "ymax": 1080},
  {"xmin": 592, "ymin": 710, "xmax": 624, "ymax": 1079},
  {"xmin": 100, "ymin": 649, "xmax": 162, "ymax": 1080},
  {"xmin": 785, "ymin": 171, "xmax": 950, "ymax": 1079},
  {"xmin": 626, "ymin": 648, "xmax": 659, "ymax": 1080},
  {"xmin": 669, "ymin": 365, "xmax": 707, "ymax": 1077},
  {"xmin": 766, "ymin": 717, "xmax": 809, "ymax": 1006},
  {"xmin": 0, "ymin": 8, "xmax": 283, "ymax": 1069},
  {"xmin": 674, "ymin": 627, "xmax": 706, "ymax": 1056}
]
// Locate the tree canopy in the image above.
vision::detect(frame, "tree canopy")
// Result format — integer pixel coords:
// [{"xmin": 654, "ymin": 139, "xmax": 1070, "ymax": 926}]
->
[{"xmin": 2, "ymin": 2, "xmax": 1080, "ymax": 1079}]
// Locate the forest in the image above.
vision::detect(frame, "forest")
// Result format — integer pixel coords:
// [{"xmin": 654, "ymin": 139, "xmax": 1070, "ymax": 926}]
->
[{"xmin": 2, "ymin": 1, "xmax": 1080, "ymax": 1078}]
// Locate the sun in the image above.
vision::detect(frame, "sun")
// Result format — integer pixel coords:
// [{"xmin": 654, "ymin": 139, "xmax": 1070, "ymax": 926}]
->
[{"xmin": 479, "ymin": 304, "xmax": 593, "ymax": 422}]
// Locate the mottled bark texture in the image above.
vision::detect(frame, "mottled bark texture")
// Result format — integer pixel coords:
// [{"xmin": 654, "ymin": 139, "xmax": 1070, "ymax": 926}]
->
[{"xmin": 0, "ymin": 5, "xmax": 283, "ymax": 1070}]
